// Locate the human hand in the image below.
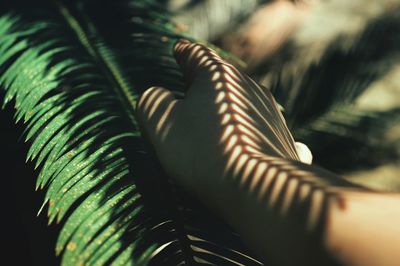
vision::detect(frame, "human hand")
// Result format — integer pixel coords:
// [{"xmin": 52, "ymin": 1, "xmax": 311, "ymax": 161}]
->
[{"xmin": 136, "ymin": 39, "xmax": 310, "ymax": 196}]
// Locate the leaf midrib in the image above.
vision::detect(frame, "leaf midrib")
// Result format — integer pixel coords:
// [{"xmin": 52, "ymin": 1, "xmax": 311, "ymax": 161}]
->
[{"xmin": 54, "ymin": 0, "xmax": 138, "ymax": 128}]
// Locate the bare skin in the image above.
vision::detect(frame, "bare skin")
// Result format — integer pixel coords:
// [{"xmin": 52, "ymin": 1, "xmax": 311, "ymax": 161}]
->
[{"xmin": 136, "ymin": 40, "xmax": 400, "ymax": 266}]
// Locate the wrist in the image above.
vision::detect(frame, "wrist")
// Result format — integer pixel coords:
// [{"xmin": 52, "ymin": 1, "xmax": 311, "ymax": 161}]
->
[{"xmin": 205, "ymin": 152, "xmax": 349, "ymax": 265}]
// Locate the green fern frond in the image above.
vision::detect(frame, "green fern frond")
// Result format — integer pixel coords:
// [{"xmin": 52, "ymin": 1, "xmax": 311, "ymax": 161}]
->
[{"xmin": 0, "ymin": 1, "xmax": 262, "ymax": 265}]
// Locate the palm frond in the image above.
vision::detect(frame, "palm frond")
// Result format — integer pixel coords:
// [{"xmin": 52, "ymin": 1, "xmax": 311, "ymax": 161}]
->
[{"xmin": 0, "ymin": 0, "xmax": 263, "ymax": 265}]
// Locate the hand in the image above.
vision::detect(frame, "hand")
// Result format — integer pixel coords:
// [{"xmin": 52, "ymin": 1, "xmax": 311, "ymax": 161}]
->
[{"xmin": 136, "ymin": 39, "xmax": 308, "ymax": 195}]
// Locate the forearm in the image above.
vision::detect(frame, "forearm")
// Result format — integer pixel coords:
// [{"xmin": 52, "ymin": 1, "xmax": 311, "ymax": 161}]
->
[
  {"xmin": 201, "ymin": 152, "xmax": 400, "ymax": 266},
  {"xmin": 326, "ymin": 191, "xmax": 400, "ymax": 266}
]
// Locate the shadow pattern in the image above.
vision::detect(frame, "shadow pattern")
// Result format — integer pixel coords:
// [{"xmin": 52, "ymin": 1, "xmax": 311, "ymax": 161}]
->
[{"xmin": 143, "ymin": 40, "xmax": 360, "ymax": 265}]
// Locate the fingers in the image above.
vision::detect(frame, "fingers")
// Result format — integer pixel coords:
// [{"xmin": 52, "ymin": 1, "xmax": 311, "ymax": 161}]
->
[{"xmin": 136, "ymin": 86, "xmax": 178, "ymax": 143}]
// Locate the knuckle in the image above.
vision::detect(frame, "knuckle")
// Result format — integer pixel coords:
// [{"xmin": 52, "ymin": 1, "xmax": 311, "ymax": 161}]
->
[{"xmin": 137, "ymin": 86, "xmax": 159, "ymax": 110}]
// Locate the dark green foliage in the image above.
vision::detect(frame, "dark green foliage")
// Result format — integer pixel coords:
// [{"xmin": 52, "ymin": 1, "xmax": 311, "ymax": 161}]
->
[
  {"xmin": 296, "ymin": 107, "xmax": 400, "ymax": 172},
  {"xmin": 0, "ymin": 1, "xmax": 262, "ymax": 265}
]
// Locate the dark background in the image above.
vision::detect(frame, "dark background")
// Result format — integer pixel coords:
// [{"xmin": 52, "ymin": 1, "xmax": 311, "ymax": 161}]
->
[{"xmin": 0, "ymin": 103, "xmax": 59, "ymax": 265}]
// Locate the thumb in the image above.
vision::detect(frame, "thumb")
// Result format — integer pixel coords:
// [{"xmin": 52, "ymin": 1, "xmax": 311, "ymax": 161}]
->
[{"xmin": 136, "ymin": 86, "xmax": 178, "ymax": 144}]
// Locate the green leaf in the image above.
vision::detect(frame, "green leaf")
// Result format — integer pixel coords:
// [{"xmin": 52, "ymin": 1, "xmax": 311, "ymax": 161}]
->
[{"xmin": 0, "ymin": 1, "xmax": 263, "ymax": 265}]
